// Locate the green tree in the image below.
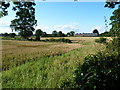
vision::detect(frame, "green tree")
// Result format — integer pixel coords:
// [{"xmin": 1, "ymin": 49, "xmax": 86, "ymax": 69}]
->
[
  {"xmin": 93, "ymin": 29, "xmax": 99, "ymax": 36},
  {"xmin": 110, "ymin": 5, "xmax": 120, "ymax": 37},
  {"xmin": 58, "ymin": 31, "xmax": 63, "ymax": 37},
  {"xmin": 19, "ymin": 30, "xmax": 33, "ymax": 39},
  {"xmin": 10, "ymin": 2, "xmax": 37, "ymax": 39},
  {"xmin": 9, "ymin": 33, "xmax": 16, "ymax": 38},
  {"xmin": 70, "ymin": 31, "xmax": 75, "ymax": 36},
  {"xmin": 67, "ymin": 32, "xmax": 71, "ymax": 37},
  {"xmin": 100, "ymin": 31, "xmax": 111, "ymax": 37},
  {"xmin": 109, "ymin": 5, "xmax": 120, "ymax": 56},
  {"xmin": 42, "ymin": 32, "xmax": 47, "ymax": 37},
  {"xmin": 52, "ymin": 30, "xmax": 58, "ymax": 37},
  {"xmin": 3, "ymin": 32, "xmax": 9, "ymax": 37},
  {"xmin": 35, "ymin": 29, "xmax": 43, "ymax": 41}
]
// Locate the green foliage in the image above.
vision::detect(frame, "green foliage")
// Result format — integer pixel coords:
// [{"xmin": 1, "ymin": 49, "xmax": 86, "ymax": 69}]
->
[
  {"xmin": 57, "ymin": 31, "xmax": 63, "ymax": 37},
  {"xmin": 66, "ymin": 31, "xmax": 75, "ymax": 37},
  {"xmin": 42, "ymin": 32, "xmax": 47, "ymax": 37},
  {"xmin": 45, "ymin": 38, "xmax": 72, "ymax": 43},
  {"xmin": 109, "ymin": 5, "xmax": 120, "ymax": 56},
  {"xmin": 60, "ymin": 51, "xmax": 120, "ymax": 89},
  {"xmin": 93, "ymin": 29, "xmax": 99, "ymax": 36},
  {"xmin": 93, "ymin": 29, "xmax": 99, "ymax": 34},
  {"xmin": 10, "ymin": 2, "xmax": 37, "ymax": 39},
  {"xmin": 2, "ymin": 36, "xmax": 27, "ymax": 41},
  {"xmin": 2, "ymin": 36, "xmax": 12, "ymax": 40},
  {"xmin": 52, "ymin": 30, "xmax": 58, "ymax": 37},
  {"xmin": 2, "ymin": 40, "xmax": 101, "ymax": 88},
  {"xmin": 106, "ymin": 37, "xmax": 120, "ymax": 55},
  {"xmin": 2, "ymin": 32, "xmax": 9, "ymax": 37},
  {"xmin": 95, "ymin": 37, "xmax": 107, "ymax": 43},
  {"xmin": 105, "ymin": 1, "xmax": 120, "ymax": 8},
  {"xmin": 9, "ymin": 33, "xmax": 16, "ymax": 38},
  {"xmin": 0, "ymin": 2, "xmax": 10, "ymax": 18},
  {"xmin": 18, "ymin": 30, "xmax": 33, "ymax": 39},
  {"xmin": 110, "ymin": 5, "xmax": 120, "ymax": 37},
  {"xmin": 100, "ymin": 31, "xmax": 111, "ymax": 37}
]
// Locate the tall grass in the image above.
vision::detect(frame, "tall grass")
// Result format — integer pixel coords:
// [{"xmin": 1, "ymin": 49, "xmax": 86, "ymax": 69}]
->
[
  {"xmin": 2, "ymin": 39, "xmax": 104, "ymax": 88},
  {"xmin": 2, "ymin": 40, "xmax": 82, "ymax": 70}
]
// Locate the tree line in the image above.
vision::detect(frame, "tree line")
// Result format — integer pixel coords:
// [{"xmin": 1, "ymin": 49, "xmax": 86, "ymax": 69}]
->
[{"xmin": 0, "ymin": 30, "xmax": 75, "ymax": 40}]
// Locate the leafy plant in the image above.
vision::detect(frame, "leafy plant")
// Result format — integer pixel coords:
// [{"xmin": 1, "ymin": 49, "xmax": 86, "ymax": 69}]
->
[
  {"xmin": 95, "ymin": 37, "xmax": 107, "ymax": 43},
  {"xmin": 60, "ymin": 51, "xmax": 120, "ymax": 89}
]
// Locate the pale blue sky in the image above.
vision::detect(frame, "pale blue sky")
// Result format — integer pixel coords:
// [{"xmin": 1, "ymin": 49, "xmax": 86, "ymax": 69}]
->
[{"xmin": 0, "ymin": 2, "xmax": 114, "ymax": 34}]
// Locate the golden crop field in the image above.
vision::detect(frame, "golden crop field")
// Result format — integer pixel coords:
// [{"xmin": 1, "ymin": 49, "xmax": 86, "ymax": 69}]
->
[{"xmin": 2, "ymin": 40, "xmax": 83, "ymax": 70}]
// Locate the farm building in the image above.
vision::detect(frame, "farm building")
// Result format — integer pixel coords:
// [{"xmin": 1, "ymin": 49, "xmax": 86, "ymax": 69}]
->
[
  {"xmin": 75, "ymin": 29, "xmax": 99, "ymax": 37},
  {"xmin": 75, "ymin": 33, "xmax": 98, "ymax": 37}
]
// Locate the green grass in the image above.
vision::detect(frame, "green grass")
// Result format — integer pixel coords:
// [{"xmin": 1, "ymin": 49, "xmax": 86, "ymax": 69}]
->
[{"xmin": 1, "ymin": 37, "xmax": 105, "ymax": 88}]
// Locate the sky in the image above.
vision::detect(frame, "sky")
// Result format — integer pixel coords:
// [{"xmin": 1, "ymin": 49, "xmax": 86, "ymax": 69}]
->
[{"xmin": 0, "ymin": 1, "xmax": 115, "ymax": 34}]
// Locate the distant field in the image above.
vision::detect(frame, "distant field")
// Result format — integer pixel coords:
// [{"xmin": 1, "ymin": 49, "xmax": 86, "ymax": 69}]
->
[
  {"xmin": 2, "ymin": 37, "xmax": 105, "ymax": 88},
  {"xmin": 2, "ymin": 40, "xmax": 82, "ymax": 70},
  {"xmin": 41, "ymin": 37, "xmax": 100, "ymax": 43}
]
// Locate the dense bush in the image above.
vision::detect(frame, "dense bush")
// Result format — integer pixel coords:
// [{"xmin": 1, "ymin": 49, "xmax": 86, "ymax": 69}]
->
[
  {"xmin": 100, "ymin": 31, "xmax": 111, "ymax": 37},
  {"xmin": 45, "ymin": 38, "xmax": 72, "ymax": 43},
  {"xmin": 95, "ymin": 37, "xmax": 107, "ymax": 43},
  {"xmin": 2, "ymin": 36, "xmax": 27, "ymax": 41},
  {"xmin": 60, "ymin": 51, "xmax": 120, "ymax": 89}
]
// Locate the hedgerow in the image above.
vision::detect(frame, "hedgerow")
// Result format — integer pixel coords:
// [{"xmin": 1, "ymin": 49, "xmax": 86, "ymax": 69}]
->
[
  {"xmin": 45, "ymin": 38, "xmax": 72, "ymax": 43},
  {"xmin": 95, "ymin": 37, "xmax": 107, "ymax": 43},
  {"xmin": 60, "ymin": 51, "xmax": 120, "ymax": 89}
]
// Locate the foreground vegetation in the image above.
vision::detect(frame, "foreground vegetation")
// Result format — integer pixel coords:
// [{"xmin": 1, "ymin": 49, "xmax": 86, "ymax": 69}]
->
[
  {"xmin": 60, "ymin": 37, "xmax": 120, "ymax": 89},
  {"xmin": 2, "ymin": 37, "xmax": 104, "ymax": 88}
]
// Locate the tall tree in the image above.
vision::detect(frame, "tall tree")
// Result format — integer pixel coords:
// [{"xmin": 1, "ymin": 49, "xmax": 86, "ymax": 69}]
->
[
  {"xmin": 109, "ymin": 5, "xmax": 120, "ymax": 55},
  {"xmin": 110, "ymin": 5, "xmax": 120, "ymax": 37},
  {"xmin": 10, "ymin": 1, "xmax": 37, "ymax": 39},
  {"xmin": 105, "ymin": 1, "xmax": 120, "ymax": 57}
]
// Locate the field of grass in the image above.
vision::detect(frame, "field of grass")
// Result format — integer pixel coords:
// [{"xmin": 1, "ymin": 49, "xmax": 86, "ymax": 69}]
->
[{"xmin": 1, "ymin": 37, "xmax": 105, "ymax": 88}]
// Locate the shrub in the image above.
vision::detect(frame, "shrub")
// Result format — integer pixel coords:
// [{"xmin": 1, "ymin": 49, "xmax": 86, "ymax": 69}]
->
[
  {"xmin": 60, "ymin": 52, "xmax": 120, "ymax": 89},
  {"xmin": 106, "ymin": 37, "xmax": 120, "ymax": 55},
  {"xmin": 2, "ymin": 37, "xmax": 12, "ymax": 40},
  {"xmin": 45, "ymin": 38, "xmax": 72, "ymax": 43},
  {"xmin": 95, "ymin": 37, "xmax": 107, "ymax": 43}
]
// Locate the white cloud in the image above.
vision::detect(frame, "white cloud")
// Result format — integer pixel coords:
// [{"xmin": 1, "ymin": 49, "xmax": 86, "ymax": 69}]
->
[
  {"xmin": 0, "ymin": 20, "xmax": 80, "ymax": 34},
  {"xmin": 35, "ymin": 22, "xmax": 80, "ymax": 34},
  {"xmin": 0, "ymin": 20, "xmax": 13, "ymax": 33},
  {"xmin": 53, "ymin": 23, "xmax": 80, "ymax": 33}
]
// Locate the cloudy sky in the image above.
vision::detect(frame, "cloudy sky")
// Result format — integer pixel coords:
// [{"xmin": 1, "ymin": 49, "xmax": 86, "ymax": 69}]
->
[{"xmin": 0, "ymin": 2, "xmax": 115, "ymax": 34}]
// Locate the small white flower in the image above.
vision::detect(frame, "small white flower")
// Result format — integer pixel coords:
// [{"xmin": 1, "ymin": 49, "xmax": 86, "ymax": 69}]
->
[{"xmin": 81, "ymin": 73, "xmax": 83, "ymax": 76}]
